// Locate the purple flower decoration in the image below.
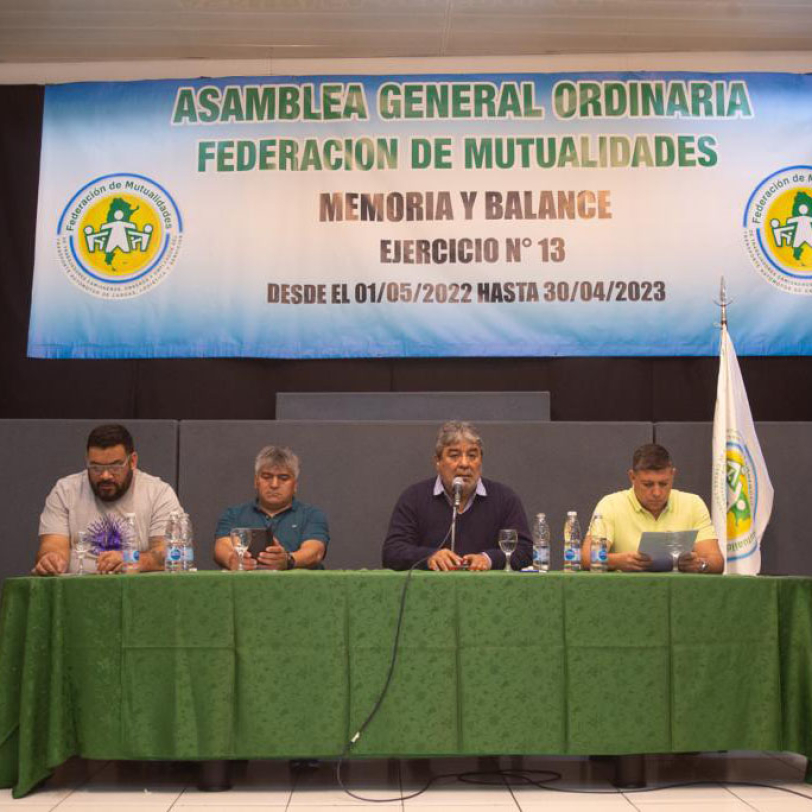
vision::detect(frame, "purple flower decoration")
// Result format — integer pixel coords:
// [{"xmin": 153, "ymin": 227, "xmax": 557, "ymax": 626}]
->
[{"xmin": 86, "ymin": 515, "xmax": 126, "ymax": 555}]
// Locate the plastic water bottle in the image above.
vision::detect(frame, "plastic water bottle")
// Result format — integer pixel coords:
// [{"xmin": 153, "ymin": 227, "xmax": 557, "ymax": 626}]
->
[
  {"xmin": 532, "ymin": 513, "xmax": 550, "ymax": 572},
  {"xmin": 590, "ymin": 512, "xmax": 609, "ymax": 572},
  {"xmin": 563, "ymin": 511, "xmax": 582, "ymax": 572},
  {"xmin": 121, "ymin": 512, "xmax": 140, "ymax": 573},
  {"xmin": 180, "ymin": 512, "xmax": 196, "ymax": 572},
  {"xmin": 164, "ymin": 510, "xmax": 183, "ymax": 573}
]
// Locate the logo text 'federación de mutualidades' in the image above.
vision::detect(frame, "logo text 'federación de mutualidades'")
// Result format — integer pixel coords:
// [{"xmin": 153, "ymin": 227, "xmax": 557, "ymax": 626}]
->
[
  {"xmin": 743, "ymin": 165, "xmax": 812, "ymax": 295},
  {"xmin": 56, "ymin": 173, "xmax": 183, "ymax": 299}
]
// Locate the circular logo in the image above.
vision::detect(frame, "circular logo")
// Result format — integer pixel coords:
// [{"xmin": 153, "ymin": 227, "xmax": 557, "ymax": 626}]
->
[
  {"xmin": 56, "ymin": 173, "xmax": 183, "ymax": 299},
  {"xmin": 742, "ymin": 165, "xmax": 812, "ymax": 295},
  {"xmin": 713, "ymin": 432, "xmax": 760, "ymax": 561}
]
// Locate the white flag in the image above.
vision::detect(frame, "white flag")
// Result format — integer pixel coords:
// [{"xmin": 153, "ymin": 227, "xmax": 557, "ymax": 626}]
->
[{"xmin": 712, "ymin": 325, "xmax": 774, "ymax": 575}]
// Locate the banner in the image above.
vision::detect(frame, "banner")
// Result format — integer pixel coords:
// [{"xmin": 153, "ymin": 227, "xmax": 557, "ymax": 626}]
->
[
  {"xmin": 712, "ymin": 324, "xmax": 774, "ymax": 574},
  {"xmin": 27, "ymin": 71, "xmax": 812, "ymax": 359}
]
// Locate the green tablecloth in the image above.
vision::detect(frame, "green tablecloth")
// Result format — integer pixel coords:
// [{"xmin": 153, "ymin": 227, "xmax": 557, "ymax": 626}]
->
[{"xmin": 1, "ymin": 570, "xmax": 811, "ymax": 797}]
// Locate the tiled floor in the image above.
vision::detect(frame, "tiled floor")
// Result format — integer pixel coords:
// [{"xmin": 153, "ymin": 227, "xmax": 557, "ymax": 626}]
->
[{"xmin": 1, "ymin": 752, "xmax": 810, "ymax": 811}]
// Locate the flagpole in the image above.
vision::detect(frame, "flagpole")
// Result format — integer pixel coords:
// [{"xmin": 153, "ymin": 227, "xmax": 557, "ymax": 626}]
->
[
  {"xmin": 713, "ymin": 276, "xmax": 729, "ymax": 573},
  {"xmin": 711, "ymin": 276, "xmax": 774, "ymax": 575},
  {"xmin": 716, "ymin": 276, "xmax": 729, "ymax": 329}
]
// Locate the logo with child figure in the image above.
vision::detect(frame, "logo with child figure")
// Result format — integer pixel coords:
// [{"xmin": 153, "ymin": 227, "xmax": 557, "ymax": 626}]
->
[
  {"xmin": 743, "ymin": 166, "xmax": 812, "ymax": 295},
  {"xmin": 56, "ymin": 173, "xmax": 183, "ymax": 299},
  {"xmin": 713, "ymin": 430, "xmax": 762, "ymax": 561},
  {"xmin": 724, "ymin": 439, "xmax": 756, "ymax": 558}
]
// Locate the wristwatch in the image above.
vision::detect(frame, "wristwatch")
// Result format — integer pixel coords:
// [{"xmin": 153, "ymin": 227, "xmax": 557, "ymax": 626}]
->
[
  {"xmin": 286, "ymin": 552, "xmax": 296, "ymax": 570},
  {"xmin": 699, "ymin": 559, "xmax": 709, "ymax": 573}
]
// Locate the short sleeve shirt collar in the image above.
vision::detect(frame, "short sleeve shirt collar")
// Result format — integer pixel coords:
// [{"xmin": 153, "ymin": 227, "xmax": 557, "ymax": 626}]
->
[
  {"xmin": 253, "ymin": 496, "xmax": 297, "ymax": 520},
  {"xmin": 433, "ymin": 475, "xmax": 487, "ymax": 514},
  {"xmin": 626, "ymin": 487, "xmax": 673, "ymax": 518}
]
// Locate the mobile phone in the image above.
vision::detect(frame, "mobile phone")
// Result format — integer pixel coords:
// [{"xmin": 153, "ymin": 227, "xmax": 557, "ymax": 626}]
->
[{"xmin": 249, "ymin": 528, "xmax": 271, "ymax": 563}]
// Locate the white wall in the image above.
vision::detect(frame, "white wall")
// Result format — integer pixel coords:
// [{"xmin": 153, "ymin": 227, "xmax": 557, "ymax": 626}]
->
[{"xmin": 2, "ymin": 52, "xmax": 812, "ymax": 84}]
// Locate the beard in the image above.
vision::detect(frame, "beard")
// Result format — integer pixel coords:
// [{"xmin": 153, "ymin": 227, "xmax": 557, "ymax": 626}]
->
[{"xmin": 90, "ymin": 468, "xmax": 134, "ymax": 502}]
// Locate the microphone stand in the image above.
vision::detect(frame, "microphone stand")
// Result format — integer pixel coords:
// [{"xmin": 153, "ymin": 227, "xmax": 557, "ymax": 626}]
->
[{"xmin": 451, "ymin": 501, "xmax": 459, "ymax": 555}]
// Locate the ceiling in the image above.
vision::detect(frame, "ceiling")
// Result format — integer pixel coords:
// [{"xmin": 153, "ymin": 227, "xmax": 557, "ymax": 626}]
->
[{"xmin": 1, "ymin": 0, "xmax": 812, "ymax": 64}]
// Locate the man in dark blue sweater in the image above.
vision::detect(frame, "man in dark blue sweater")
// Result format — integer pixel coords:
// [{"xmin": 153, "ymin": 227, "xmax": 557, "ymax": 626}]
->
[{"xmin": 382, "ymin": 421, "xmax": 532, "ymax": 571}]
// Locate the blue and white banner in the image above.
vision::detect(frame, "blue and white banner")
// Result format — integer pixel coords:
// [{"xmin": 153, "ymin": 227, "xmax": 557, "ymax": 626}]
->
[{"xmin": 28, "ymin": 71, "xmax": 812, "ymax": 358}]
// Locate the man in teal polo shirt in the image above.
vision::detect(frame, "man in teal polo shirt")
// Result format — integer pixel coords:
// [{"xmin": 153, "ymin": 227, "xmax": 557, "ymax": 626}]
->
[
  {"xmin": 581, "ymin": 443, "xmax": 723, "ymax": 573},
  {"xmin": 214, "ymin": 445, "xmax": 329, "ymax": 571}
]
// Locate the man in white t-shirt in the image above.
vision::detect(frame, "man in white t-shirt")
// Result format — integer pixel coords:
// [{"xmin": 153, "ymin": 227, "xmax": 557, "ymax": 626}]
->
[{"xmin": 35, "ymin": 424, "xmax": 182, "ymax": 575}]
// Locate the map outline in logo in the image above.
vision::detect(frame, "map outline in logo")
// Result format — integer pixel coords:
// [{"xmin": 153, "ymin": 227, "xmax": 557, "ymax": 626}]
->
[{"xmin": 56, "ymin": 172, "xmax": 183, "ymax": 299}]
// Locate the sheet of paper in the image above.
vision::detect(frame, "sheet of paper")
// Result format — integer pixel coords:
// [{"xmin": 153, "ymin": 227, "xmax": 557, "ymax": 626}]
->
[{"xmin": 638, "ymin": 530, "xmax": 698, "ymax": 571}]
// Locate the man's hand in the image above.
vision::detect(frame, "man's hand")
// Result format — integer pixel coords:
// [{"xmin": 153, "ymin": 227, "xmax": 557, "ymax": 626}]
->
[
  {"xmin": 227, "ymin": 550, "xmax": 257, "ymax": 571},
  {"xmin": 611, "ymin": 551, "xmax": 652, "ymax": 572},
  {"xmin": 428, "ymin": 549, "xmax": 463, "ymax": 571},
  {"xmin": 678, "ymin": 552, "xmax": 707, "ymax": 573},
  {"xmin": 256, "ymin": 537, "xmax": 288, "ymax": 570},
  {"xmin": 34, "ymin": 551, "xmax": 68, "ymax": 576},
  {"xmin": 462, "ymin": 553, "xmax": 491, "ymax": 571},
  {"xmin": 682, "ymin": 539, "xmax": 722, "ymax": 573},
  {"xmin": 97, "ymin": 550, "xmax": 123, "ymax": 574}
]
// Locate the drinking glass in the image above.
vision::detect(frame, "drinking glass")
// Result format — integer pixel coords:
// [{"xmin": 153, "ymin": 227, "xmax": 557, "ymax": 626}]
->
[
  {"xmin": 73, "ymin": 530, "xmax": 90, "ymax": 576},
  {"xmin": 230, "ymin": 528, "xmax": 251, "ymax": 571},
  {"xmin": 666, "ymin": 538, "xmax": 682, "ymax": 572},
  {"xmin": 498, "ymin": 529, "xmax": 519, "ymax": 572}
]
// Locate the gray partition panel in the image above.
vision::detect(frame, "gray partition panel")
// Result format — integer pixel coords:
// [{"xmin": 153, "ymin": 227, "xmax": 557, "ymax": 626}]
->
[
  {"xmin": 655, "ymin": 422, "xmax": 812, "ymax": 576},
  {"xmin": 276, "ymin": 392, "xmax": 550, "ymax": 421},
  {"xmin": 0, "ymin": 420, "xmax": 179, "ymax": 586},
  {"xmin": 178, "ymin": 420, "xmax": 651, "ymax": 571}
]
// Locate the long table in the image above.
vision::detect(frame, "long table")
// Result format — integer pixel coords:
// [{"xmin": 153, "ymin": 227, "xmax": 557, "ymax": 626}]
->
[{"xmin": 1, "ymin": 570, "xmax": 811, "ymax": 798}]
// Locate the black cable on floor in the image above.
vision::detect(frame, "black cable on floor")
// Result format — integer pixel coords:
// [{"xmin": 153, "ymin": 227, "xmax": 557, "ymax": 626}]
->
[
  {"xmin": 336, "ymin": 527, "xmax": 452, "ymax": 803},
  {"xmin": 484, "ymin": 768, "xmax": 812, "ymax": 802},
  {"xmin": 336, "ymin": 765, "xmax": 812, "ymax": 804}
]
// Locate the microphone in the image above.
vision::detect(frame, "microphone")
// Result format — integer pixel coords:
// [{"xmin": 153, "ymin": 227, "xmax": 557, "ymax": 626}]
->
[{"xmin": 452, "ymin": 477, "xmax": 464, "ymax": 508}]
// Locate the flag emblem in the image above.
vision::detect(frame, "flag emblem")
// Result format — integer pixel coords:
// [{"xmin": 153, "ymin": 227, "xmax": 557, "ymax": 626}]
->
[{"xmin": 723, "ymin": 437, "xmax": 757, "ymax": 554}]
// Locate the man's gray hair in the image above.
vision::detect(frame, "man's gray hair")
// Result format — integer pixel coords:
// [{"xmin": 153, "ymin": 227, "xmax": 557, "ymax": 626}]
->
[
  {"xmin": 434, "ymin": 420, "xmax": 483, "ymax": 458},
  {"xmin": 254, "ymin": 445, "xmax": 300, "ymax": 478}
]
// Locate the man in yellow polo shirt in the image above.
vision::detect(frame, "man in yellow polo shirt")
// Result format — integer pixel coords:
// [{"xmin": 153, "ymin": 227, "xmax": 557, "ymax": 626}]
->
[{"xmin": 582, "ymin": 443, "xmax": 723, "ymax": 573}]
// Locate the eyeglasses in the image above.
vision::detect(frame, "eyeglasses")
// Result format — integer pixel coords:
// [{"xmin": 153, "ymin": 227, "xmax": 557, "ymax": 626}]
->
[{"xmin": 86, "ymin": 456, "xmax": 130, "ymax": 474}]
